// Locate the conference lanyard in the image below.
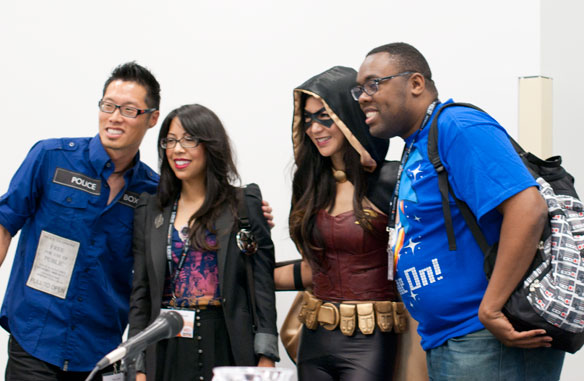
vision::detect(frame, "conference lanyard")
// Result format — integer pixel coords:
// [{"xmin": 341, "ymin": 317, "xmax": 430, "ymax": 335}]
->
[
  {"xmin": 387, "ymin": 100, "xmax": 439, "ymax": 280},
  {"xmin": 166, "ymin": 198, "xmax": 190, "ymax": 305}
]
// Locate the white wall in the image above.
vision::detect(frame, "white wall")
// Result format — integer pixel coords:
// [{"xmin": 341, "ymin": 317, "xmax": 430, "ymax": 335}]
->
[
  {"xmin": 540, "ymin": 1, "xmax": 584, "ymax": 379},
  {"xmin": 0, "ymin": 0, "xmax": 580, "ymax": 379},
  {"xmin": 541, "ymin": 0, "xmax": 584, "ymax": 196}
]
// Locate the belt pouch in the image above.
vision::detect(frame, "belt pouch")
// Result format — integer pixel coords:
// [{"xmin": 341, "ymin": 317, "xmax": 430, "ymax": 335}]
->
[
  {"xmin": 339, "ymin": 304, "xmax": 356, "ymax": 336},
  {"xmin": 298, "ymin": 293, "xmax": 308, "ymax": 324},
  {"xmin": 302, "ymin": 292, "xmax": 322, "ymax": 330},
  {"xmin": 318, "ymin": 303, "xmax": 339, "ymax": 330},
  {"xmin": 356, "ymin": 303, "xmax": 375, "ymax": 335},
  {"xmin": 392, "ymin": 302, "xmax": 408, "ymax": 333},
  {"xmin": 374, "ymin": 301, "xmax": 393, "ymax": 332}
]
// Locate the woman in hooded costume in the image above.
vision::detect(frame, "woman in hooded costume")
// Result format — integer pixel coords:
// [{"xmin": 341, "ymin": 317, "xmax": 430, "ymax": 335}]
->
[{"xmin": 280, "ymin": 66, "xmax": 403, "ymax": 380}]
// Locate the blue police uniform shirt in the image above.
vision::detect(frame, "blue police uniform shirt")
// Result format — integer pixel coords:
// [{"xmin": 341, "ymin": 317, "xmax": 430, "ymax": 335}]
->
[
  {"xmin": 392, "ymin": 100, "xmax": 537, "ymax": 350},
  {"xmin": 0, "ymin": 135, "xmax": 158, "ymax": 371}
]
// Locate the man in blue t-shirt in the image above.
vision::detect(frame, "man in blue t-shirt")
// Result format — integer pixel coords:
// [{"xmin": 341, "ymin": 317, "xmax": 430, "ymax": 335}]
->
[
  {"xmin": 0, "ymin": 62, "xmax": 161, "ymax": 380},
  {"xmin": 353, "ymin": 43, "xmax": 565, "ymax": 380}
]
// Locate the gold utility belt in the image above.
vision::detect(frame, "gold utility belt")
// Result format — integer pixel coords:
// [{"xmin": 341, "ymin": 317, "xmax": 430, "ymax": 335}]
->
[{"xmin": 298, "ymin": 291, "xmax": 407, "ymax": 336}]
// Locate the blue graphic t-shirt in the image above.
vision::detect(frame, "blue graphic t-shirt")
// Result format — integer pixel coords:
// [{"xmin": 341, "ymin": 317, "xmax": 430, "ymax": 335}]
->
[{"xmin": 393, "ymin": 100, "xmax": 537, "ymax": 350}]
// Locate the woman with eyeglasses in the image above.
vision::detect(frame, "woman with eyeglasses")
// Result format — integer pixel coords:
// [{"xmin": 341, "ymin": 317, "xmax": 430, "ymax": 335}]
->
[
  {"xmin": 128, "ymin": 104, "xmax": 279, "ymax": 381},
  {"xmin": 275, "ymin": 66, "xmax": 427, "ymax": 380}
]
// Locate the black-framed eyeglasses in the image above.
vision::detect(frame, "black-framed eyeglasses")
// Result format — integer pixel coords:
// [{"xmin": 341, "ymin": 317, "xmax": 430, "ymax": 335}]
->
[
  {"xmin": 98, "ymin": 100, "xmax": 158, "ymax": 118},
  {"xmin": 160, "ymin": 136, "xmax": 202, "ymax": 149},
  {"xmin": 350, "ymin": 71, "xmax": 415, "ymax": 101},
  {"xmin": 303, "ymin": 107, "xmax": 334, "ymax": 129}
]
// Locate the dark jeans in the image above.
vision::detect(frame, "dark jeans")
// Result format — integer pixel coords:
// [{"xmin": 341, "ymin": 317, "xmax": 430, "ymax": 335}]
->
[{"xmin": 6, "ymin": 336, "xmax": 114, "ymax": 381}]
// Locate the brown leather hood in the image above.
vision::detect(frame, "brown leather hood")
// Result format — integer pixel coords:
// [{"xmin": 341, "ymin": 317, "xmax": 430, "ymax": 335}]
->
[{"xmin": 292, "ymin": 66, "xmax": 389, "ymax": 172}]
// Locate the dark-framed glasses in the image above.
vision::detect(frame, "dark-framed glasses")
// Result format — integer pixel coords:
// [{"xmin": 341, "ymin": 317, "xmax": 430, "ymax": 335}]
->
[
  {"xmin": 98, "ymin": 100, "xmax": 158, "ymax": 118},
  {"xmin": 160, "ymin": 136, "xmax": 202, "ymax": 149},
  {"xmin": 350, "ymin": 71, "xmax": 415, "ymax": 101},
  {"xmin": 303, "ymin": 107, "xmax": 334, "ymax": 129}
]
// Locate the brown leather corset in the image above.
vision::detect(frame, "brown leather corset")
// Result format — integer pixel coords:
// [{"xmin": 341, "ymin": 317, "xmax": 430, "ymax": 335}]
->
[{"xmin": 312, "ymin": 209, "xmax": 396, "ymax": 302}]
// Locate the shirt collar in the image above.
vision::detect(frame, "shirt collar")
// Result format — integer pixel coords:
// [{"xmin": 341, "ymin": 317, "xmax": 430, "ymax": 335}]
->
[
  {"xmin": 404, "ymin": 99, "xmax": 449, "ymax": 145},
  {"xmin": 89, "ymin": 134, "xmax": 141, "ymax": 180}
]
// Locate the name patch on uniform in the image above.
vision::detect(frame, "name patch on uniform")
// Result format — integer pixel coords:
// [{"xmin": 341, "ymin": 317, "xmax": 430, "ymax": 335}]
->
[
  {"xmin": 118, "ymin": 191, "xmax": 140, "ymax": 208},
  {"xmin": 52, "ymin": 168, "xmax": 101, "ymax": 196}
]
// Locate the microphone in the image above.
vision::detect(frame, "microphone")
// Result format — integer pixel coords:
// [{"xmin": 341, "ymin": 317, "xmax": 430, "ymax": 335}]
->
[{"xmin": 87, "ymin": 310, "xmax": 183, "ymax": 379}]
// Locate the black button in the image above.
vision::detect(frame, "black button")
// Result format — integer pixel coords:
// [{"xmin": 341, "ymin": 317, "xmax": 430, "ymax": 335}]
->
[
  {"xmin": 77, "ymin": 297, "xmax": 83, "ymax": 302},
  {"xmin": 71, "ymin": 325, "xmax": 76, "ymax": 330},
  {"xmin": 66, "ymin": 197, "xmax": 72, "ymax": 203}
]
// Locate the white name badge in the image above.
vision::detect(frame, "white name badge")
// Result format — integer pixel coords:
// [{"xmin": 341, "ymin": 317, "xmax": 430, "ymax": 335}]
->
[
  {"xmin": 102, "ymin": 372, "xmax": 123, "ymax": 381},
  {"xmin": 26, "ymin": 230, "xmax": 79, "ymax": 299},
  {"xmin": 163, "ymin": 308, "xmax": 195, "ymax": 338},
  {"xmin": 387, "ymin": 227, "xmax": 396, "ymax": 281}
]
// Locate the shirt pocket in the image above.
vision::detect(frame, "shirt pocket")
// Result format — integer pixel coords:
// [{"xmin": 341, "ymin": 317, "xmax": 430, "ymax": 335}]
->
[
  {"xmin": 42, "ymin": 186, "xmax": 90, "ymax": 230},
  {"xmin": 46, "ymin": 185, "xmax": 88, "ymax": 209}
]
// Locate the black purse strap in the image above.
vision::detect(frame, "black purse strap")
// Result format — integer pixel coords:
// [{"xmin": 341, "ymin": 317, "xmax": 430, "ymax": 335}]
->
[{"xmin": 237, "ymin": 187, "xmax": 259, "ymax": 332}]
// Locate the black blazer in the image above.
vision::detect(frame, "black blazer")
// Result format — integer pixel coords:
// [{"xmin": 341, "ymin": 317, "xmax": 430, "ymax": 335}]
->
[{"xmin": 128, "ymin": 184, "xmax": 278, "ymax": 374}]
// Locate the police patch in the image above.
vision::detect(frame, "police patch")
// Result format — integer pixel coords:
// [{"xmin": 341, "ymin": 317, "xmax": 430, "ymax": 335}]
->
[
  {"xmin": 118, "ymin": 191, "xmax": 140, "ymax": 208},
  {"xmin": 52, "ymin": 168, "xmax": 101, "ymax": 195}
]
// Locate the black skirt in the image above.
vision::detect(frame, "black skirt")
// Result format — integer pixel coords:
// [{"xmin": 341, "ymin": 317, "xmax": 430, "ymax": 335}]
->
[{"xmin": 154, "ymin": 307, "xmax": 235, "ymax": 381}]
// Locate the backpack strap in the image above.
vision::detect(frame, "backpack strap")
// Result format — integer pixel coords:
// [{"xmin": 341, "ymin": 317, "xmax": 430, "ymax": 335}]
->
[
  {"xmin": 237, "ymin": 187, "xmax": 259, "ymax": 332},
  {"xmin": 427, "ymin": 102, "xmax": 490, "ymax": 254}
]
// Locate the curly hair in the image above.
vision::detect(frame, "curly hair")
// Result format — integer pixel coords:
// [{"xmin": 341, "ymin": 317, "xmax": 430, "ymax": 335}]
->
[{"xmin": 368, "ymin": 42, "xmax": 438, "ymax": 97}]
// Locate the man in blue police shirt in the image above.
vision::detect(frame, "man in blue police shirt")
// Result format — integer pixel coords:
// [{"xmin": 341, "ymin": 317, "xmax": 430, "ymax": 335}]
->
[{"xmin": 0, "ymin": 62, "xmax": 161, "ymax": 380}]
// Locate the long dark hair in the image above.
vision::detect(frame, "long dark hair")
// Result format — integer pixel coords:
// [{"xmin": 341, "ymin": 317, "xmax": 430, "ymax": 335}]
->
[
  {"xmin": 289, "ymin": 98, "xmax": 369, "ymax": 267},
  {"xmin": 157, "ymin": 104, "xmax": 240, "ymax": 250}
]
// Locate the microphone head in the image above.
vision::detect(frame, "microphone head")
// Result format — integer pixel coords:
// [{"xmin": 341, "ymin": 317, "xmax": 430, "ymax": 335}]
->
[{"xmin": 160, "ymin": 310, "xmax": 184, "ymax": 337}]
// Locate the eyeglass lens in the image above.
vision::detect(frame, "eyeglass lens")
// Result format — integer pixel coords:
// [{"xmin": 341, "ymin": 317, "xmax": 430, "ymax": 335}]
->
[
  {"xmin": 161, "ymin": 136, "xmax": 200, "ymax": 149},
  {"xmin": 99, "ymin": 101, "xmax": 140, "ymax": 118}
]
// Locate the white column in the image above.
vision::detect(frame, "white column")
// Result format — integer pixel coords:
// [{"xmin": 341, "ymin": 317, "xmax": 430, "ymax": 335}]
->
[{"xmin": 518, "ymin": 76, "xmax": 553, "ymax": 158}]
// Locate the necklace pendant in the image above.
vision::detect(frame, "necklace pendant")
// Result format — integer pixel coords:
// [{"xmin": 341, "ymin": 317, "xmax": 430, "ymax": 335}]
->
[{"xmin": 332, "ymin": 169, "xmax": 347, "ymax": 183}]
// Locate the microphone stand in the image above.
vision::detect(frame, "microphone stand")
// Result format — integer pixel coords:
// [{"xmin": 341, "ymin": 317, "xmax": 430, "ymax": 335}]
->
[
  {"xmin": 123, "ymin": 356, "xmax": 137, "ymax": 381},
  {"xmin": 85, "ymin": 357, "xmax": 138, "ymax": 381}
]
